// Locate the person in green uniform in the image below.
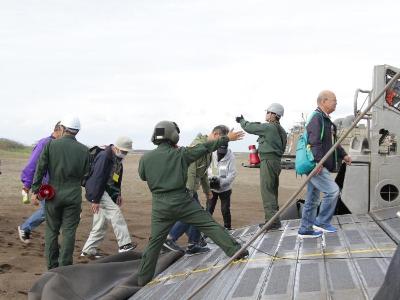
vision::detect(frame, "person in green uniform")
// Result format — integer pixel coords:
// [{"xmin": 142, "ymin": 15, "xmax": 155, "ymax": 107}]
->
[
  {"xmin": 236, "ymin": 103, "xmax": 287, "ymax": 229},
  {"xmin": 163, "ymin": 125, "xmax": 230, "ymax": 255},
  {"xmin": 31, "ymin": 115, "xmax": 89, "ymax": 269},
  {"xmin": 137, "ymin": 121, "xmax": 248, "ymax": 286}
]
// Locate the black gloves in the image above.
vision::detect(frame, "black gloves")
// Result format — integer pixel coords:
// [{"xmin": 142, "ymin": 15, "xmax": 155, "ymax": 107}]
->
[
  {"xmin": 235, "ymin": 114, "xmax": 244, "ymax": 123},
  {"xmin": 209, "ymin": 176, "xmax": 220, "ymax": 189}
]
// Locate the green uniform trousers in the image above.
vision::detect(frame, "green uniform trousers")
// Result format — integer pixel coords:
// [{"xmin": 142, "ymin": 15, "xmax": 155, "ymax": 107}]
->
[
  {"xmin": 44, "ymin": 194, "xmax": 81, "ymax": 269},
  {"xmin": 138, "ymin": 191, "xmax": 240, "ymax": 286},
  {"xmin": 260, "ymin": 159, "xmax": 281, "ymax": 223}
]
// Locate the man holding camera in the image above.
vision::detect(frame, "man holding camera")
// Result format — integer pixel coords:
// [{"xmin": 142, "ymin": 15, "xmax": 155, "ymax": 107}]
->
[{"xmin": 206, "ymin": 144, "xmax": 237, "ymax": 230}]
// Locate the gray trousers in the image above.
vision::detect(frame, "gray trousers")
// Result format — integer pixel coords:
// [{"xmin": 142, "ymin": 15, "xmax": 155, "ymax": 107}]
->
[{"xmin": 82, "ymin": 192, "xmax": 131, "ymax": 255}]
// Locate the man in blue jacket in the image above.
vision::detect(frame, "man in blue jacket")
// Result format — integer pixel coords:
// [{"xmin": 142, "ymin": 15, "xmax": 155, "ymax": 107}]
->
[
  {"xmin": 81, "ymin": 137, "xmax": 137, "ymax": 258},
  {"xmin": 298, "ymin": 90, "xmax": 352, "ymax": 238},
  {"xmin": 18, "ymin": 121, "xmax": 62, "ymax": 244}
]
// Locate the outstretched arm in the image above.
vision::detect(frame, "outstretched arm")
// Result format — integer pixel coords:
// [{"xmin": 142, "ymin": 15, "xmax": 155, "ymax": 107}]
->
[
  {"xmin": 183, "ymin": 131, "xmax": 244, "ymax": 164},
  {"xmin": 239, "ymin": 118, "xmax": 270, "ymax": 135}
]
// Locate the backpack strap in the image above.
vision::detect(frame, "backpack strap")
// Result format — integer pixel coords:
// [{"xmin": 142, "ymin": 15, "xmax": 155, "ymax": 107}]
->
[
  {"xmin": 318, "ymin": 113, "xmax": 324, "ymax": 141},
  {"xmin": 306, "ymin": 111, "xmax": 324, "ymax": 141}
]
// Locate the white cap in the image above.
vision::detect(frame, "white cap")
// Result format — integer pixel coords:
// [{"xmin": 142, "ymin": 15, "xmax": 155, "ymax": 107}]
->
[
  {"xmin": 266, "ymin": 103, "xmax": 284, "ymax": 117},
  {"xmin": 115, "ymin": 136, "xmax": 133, "ymax": 152},
  {"xmin": 60, "ymin": 115, "xmax": 81, "ymax": 130}
]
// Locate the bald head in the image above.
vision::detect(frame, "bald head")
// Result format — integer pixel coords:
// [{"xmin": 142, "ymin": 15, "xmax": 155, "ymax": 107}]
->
[
  {"xmin": 317, "ymin": 90, "xmax": 336, "ymax": 104},
  {"xmin": 317, "ymin": 90, "xmax": 337, "ymax": 114}
]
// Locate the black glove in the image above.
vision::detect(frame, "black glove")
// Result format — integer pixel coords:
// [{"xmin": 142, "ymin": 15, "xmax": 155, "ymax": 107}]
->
[
  {"xmin": 235, "ymin": 114, "xmax": 244, "ymax": 123},
  {"xmin": 209, "ymin": 176, "xmax": 220, "ymax": 189}
]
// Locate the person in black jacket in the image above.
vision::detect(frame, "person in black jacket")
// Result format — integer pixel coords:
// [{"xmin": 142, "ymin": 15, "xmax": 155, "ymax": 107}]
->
[
  {"xmin": 81, "ymin": 137, "xmax": 136, "ymax": 258},
  {"xmin": 298, "ymin": 90, "xmax": 352, "ymax": 238}
]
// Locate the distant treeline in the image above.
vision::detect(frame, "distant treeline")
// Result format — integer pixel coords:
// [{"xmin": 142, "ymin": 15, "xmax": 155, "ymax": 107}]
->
[{"xmin": 0, "ymin": 138, "xmax": 32, "ymax": 153}]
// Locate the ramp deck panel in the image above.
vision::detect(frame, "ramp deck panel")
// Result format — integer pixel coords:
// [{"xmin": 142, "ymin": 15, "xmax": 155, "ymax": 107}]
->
[{"xmin": 131, "ymin": 206, "xmax": 399, "ymax": 300}]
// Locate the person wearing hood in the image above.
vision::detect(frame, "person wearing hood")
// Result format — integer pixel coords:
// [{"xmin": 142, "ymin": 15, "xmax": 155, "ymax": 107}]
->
[
  {"xmin": 206, "ymin": 144, "xmax": 237, "ymax": 230},
  {"xmin": 18, "ymin": 121, "xmax": 62, "ymax": 244}
]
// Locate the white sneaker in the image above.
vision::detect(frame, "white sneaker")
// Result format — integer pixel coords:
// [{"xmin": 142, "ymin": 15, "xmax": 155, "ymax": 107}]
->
[
  {"xmin": 80, "ymin": 252, "xmax": 103, "ymax": 259},
  {"xmin": 313, "ymin": 224, "xmax": 337, "ymax": 233},
  {"xmin": 18, "ymin": 226, "xmax": 31, "ymax": 244}
]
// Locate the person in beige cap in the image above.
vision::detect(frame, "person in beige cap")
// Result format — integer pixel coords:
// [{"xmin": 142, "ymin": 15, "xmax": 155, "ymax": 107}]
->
[{"xmin": 81, "ymin": 136, "xmax": 137, "ymax": 258}]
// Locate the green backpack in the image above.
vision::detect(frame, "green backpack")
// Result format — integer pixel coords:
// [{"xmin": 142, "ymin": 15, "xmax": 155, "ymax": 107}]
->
[{"xmin": 295, "ymin": 112, "xmax": 324, "ymax": 175}]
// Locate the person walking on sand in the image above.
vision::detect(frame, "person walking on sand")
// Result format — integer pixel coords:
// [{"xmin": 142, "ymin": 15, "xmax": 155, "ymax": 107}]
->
[
  {"xmin": 31, "ymin": 115, "xmax": 89, "ymax": 269},
  {"xmin": 81, "ymin": 136, "xmax": 137, "ymax": 258},
  {"xmin": 18, "ymin": 121, "xmax": 62, "ymax": 244}
]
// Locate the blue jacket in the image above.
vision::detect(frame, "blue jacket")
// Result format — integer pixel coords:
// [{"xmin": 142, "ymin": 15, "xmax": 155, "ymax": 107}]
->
[
  {"xmin": 307, "ymin": 108, "xmax": 347, "ymax": 172},
  {"xmin": 85, "ymin": 145, "xmax": 123, "ymax": 203},
  {"xmin": 20, "ymin": 135, "xmax": 54, "ymax": 189}
]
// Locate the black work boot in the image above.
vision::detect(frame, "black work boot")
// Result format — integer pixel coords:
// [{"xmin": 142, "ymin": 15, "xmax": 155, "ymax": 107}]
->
[{"xmin": 234, "ymin": 249, "xmax": 249, "ymax": 261}]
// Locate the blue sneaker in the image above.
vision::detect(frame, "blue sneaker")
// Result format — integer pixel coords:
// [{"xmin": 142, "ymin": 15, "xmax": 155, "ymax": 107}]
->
[
  {"xmin": 186, "ymin": 244, "xmax": 210, "ymax": 256},
  {"xmin": 313, "ymin": 224, "xmax": 337, "ymax": 233},
  {"xmin": 298, "ymin": 229, "xmax": 323, "ymax": 238},
  {"xmin": 163, "ymin": 239, "xmax": 183, "ymax": 252}
]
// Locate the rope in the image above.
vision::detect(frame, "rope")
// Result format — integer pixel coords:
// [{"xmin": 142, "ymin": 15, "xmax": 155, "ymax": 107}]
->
[{"xmin": 148, "ymin": 244, "xmax": 395, "ymax": 286}]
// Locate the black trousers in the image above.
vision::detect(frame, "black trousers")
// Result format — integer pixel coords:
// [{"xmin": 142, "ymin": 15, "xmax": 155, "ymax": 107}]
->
[{"xmin": 206, "ymin": 189, "xmax": 232, "ymax": 229}]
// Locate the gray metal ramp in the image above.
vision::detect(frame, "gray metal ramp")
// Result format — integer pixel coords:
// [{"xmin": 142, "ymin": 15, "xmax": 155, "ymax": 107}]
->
[{"xmin": 131, "ymin": 208, "xmax": 399, "ymax": 300}]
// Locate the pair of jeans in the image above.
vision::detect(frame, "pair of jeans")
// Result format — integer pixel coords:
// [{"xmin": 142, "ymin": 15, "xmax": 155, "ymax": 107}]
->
[
  {"xmin": 169, "ymin": 192, "xmax": 201, "ymax": 244},
  {"xmin": 20, "ymin": 200, "xmax": 45, "ymax": 232},
  {"xmin": 206, "ymin": 189, "xmax": 232, "ymax": 229},
  {"xmin": 299, "ymin": 167, "xmax": 340, "ymax": 232}
]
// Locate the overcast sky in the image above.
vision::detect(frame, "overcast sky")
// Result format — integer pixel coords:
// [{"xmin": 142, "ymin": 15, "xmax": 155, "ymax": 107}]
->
[{"xmin": 1, "ymin": 0, "xmax": 399, "ymax": 151}]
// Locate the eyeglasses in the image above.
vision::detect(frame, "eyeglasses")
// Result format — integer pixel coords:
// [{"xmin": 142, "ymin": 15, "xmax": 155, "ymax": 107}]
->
[{"xmin": 266, "ymin": 111, "xmax": 276, "ymax": 115}]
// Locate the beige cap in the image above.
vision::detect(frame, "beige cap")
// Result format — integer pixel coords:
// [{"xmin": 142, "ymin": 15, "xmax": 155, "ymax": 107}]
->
[{"xmin": 115, "ymin": 136, "xmax": 133, "ymax": 152}]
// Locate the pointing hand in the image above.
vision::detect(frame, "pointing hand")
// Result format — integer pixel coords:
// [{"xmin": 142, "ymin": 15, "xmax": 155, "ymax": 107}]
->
[{"xmin": 235, "ymin": 115, "xmax": 244, "ymax": 123}]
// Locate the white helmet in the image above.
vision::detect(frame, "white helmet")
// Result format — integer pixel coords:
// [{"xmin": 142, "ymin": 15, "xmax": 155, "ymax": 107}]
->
[
  {"xmin": 266, "ymin": 103, "xmax": 284, "ymax": 117},
  {"xmin": 115, "ymin": 136, "xmax": 133, "ymax": 152},
  {"xmin": 60, "ymin": 115, "xmax": 81, "ymax": 130}
]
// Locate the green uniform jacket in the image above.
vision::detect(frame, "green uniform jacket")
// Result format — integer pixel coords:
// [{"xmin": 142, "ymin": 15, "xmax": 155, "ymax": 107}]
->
[
  {"xmin": 186, "ymin": 134, "xmax": 211, "ymax": 195},
  {"xmin": 138, "ymin": 136, "xmax": 229, "ymax": 196},
  {"xmin": 31, "ymin": 135, "xmax": 90, "ymax": 202},
  {"xmin": 239, "ymin": 119, "xmax": 287, "ymax": 160}
]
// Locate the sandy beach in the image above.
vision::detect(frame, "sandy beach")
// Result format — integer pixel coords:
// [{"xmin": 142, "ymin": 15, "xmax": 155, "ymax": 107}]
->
[{"xmin": 0, "ymin": 152, "xmax": 304, "ymax": 299}]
